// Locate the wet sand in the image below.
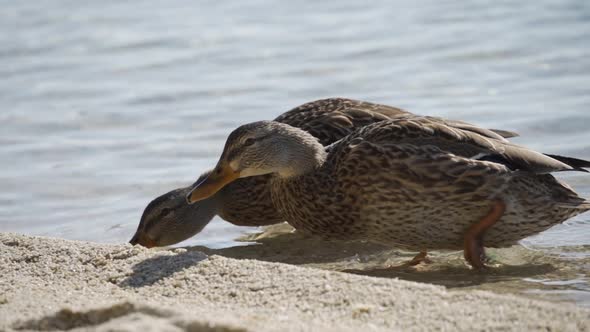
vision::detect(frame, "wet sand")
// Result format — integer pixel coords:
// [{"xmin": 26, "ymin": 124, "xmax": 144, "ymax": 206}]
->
[
  {"xmin": 205, "ymin": 223, "xmax": 590, "ymax": 306},
  {"xmin": 1, "ymin": 231, "xmax": 589, "ymax": 331}
]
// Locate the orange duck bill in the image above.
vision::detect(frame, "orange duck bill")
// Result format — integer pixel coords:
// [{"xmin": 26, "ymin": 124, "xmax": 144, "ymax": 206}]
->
[{"xmin": 186, "ymin": 163, "xmax": 240, "ymax": 204}]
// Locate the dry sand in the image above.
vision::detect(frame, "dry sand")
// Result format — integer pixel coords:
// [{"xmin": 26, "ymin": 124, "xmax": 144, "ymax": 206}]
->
[{"xmin": 1, "ymin": 232, "xmax": 589, "ymax": 332}]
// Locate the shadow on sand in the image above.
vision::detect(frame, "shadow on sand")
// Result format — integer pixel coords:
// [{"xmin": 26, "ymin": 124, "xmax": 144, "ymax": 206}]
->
[
  {"xmin": 182, "ymin": 223, "xmax": 564, "ymax": 291},
  {"xmin": 120, "ymin": 250, "xmax": 207, "ymax": 288}
]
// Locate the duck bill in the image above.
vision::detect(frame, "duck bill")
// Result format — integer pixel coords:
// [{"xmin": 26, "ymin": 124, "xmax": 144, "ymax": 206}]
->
[
  {"xmin": 187, "ymin": 163, "xmax": 240, "ymax": 203},
  {"xmin": 129, "ymin": 231, "xmax": 158, "ymax": 248}
]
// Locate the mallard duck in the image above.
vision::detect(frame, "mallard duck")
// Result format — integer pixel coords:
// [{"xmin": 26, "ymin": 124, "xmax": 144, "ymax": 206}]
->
[
  {"xmin": 186, "ymin": 117, "xmax": 590, "ymax": 269},
  {"xmin": 130, "ymin": 98, "xmax": 517, "ymax": 248}
]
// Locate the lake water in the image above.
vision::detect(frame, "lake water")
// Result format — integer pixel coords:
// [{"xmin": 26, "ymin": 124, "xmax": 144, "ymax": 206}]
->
[{"xmin": 1, "ymin": 0, "xmax": 589, "ymax": 306}]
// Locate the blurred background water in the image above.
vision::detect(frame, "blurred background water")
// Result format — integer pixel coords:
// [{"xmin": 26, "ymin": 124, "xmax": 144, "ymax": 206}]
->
[{"xmin": 0, "ymin": 0, "xmax": 589, "ymax": 304}]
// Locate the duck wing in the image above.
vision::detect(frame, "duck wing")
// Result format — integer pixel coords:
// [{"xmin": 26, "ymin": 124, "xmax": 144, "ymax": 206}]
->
[
  {"xmin": 345, "ymin": 117, "xmax": 586, "ymax": 174},
  {"xmin": 425, "ymin": 116, "xmax": 519, "ymax": 141},
  {"xmin": 275, "ymin": 98, "xmax": 518, "ymax": 145},
  {"xmin": 274, "ymin": 98, "xmax": 406, "ymax": 145}
]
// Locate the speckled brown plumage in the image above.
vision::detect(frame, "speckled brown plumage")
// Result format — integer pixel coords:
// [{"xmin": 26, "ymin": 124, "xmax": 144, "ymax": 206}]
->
[
  {"xmin": 132, "ymin": 98, "xmax": 520, "ymax": 248},
  {"xmin": 187, "ymin": 118, "xmax": 589, "ymax": 266},
  {"xmin": 218, "ymin": 99, "xmax": 519, "ymax": 226},
  {"xmin": 217, "ymin": 98, "xmax": 409, "ymax": 226},
  {"xmin": 268, "ymin": 119, "xmax": 589, "ymax": 250}
]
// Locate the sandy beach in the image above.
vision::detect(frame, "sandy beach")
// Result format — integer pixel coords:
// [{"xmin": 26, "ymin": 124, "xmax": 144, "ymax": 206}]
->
[{"xmin": 1, "ymin": 232, "xmax": 589, "ymax": 332}]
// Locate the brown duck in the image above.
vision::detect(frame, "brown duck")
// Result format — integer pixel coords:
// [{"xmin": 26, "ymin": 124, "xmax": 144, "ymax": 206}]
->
[
  {"xmin": 186, "ymin": 116, "xmax": 590, "ymax": 269},
  {"xmin": 130, "ymin": 98, "xmax": 517, "ymax": 248}
]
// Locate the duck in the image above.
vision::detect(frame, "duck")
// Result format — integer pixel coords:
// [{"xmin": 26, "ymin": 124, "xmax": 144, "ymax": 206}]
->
[
  {"xmin": 186, "ymin": 117, "xmax": 590, "ymax": 269},
  {"xmin": 130, "ymin": 98, "xmax": 517, "ymax": 248}
]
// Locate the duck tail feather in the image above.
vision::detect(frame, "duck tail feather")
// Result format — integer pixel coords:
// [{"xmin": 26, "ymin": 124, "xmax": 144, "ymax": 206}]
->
[
  {"xmin": 545, "ymin": 154, "xmax": 590, "ymax": 172},
  {"xmin": 555, "ymin": 200, "xmax": 590, "ymax": 211},
  {"xmin": 490, "ymin": 128, "xmax": 519, "ymax": 139}
]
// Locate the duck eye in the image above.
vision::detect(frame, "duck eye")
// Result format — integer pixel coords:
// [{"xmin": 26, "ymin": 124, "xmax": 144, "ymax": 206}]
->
[
  {"xmin": 243, "ymin": 138, "xmax": 256, "ymax": 146},
  {"xmin": 160, "ymin": 208, "xmax": 173, "ymax": 217}
]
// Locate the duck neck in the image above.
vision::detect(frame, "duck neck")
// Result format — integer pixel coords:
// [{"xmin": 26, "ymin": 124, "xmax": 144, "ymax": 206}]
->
[{"xmin": 275, "ymin": 128, "xmax": 327, "ymax": 178}]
